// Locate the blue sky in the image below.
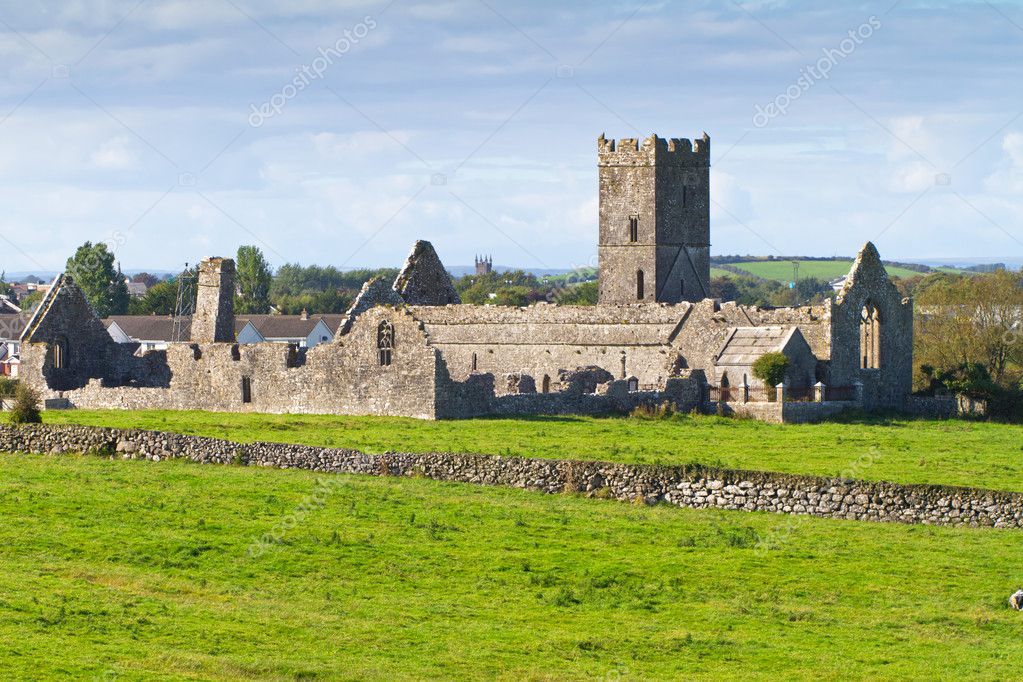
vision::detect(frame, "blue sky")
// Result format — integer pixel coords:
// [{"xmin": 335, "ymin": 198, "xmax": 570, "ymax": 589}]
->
[{"xmin": 0, "ymin": 0, "xmax": 1021, "ymax": 272}]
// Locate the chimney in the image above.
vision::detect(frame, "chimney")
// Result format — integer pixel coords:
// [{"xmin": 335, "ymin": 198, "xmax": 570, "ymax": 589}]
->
[
  {"xmin": 191, "ymin": 257, "xmax": 236, "ymax": 343},
  {"xmin": 300, "ymin": 308, "xmax": 309, "ymax": 321}
]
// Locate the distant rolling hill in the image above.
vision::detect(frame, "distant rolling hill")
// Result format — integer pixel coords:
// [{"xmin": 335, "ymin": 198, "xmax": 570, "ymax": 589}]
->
[{"xmin": 715, "ymin": 259, "xmax": 951, "ymax": 283}]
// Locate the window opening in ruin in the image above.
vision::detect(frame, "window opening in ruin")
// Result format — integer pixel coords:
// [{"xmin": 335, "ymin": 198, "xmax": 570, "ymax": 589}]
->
[
  {"xmin": 628, "ymin": 377, "xmax": 639, "ymax": 392},
  {"xmin": 471, "ymin": 352, "xmax": 478, "ymax": 372},
  {"xmin": 680, "ymin": 278, "xmax": 685, "ymax": 297},
  {"xmin": 636, "ymin": 270, "xmax": 644, "ymax": 300},
  {"xmin": 542, "ymin": 374, "xmax": 551, "ymax": 394},
  {"xmin": 860, "ymin": 302, "xmax": 881, "ymax": 369},
  {"xmin": 52, "ymin": 337, "xmax": 69, "ymax": 370},
  {"xmin": 628, "ymin": 216, "xmax": 638, "ymax": 242},
  {"xmin": 378, "ymin": 321, "xmax": 394, "ymax": 366},
  {"xmin": 241, "ymin": 376, "xmax": 252, "ymax": 403}
]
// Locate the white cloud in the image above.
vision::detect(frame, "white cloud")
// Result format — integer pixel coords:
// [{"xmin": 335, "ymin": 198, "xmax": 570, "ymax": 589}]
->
[
  {"xmin": 984, "ymin": 132, "xmax": 1023, "ymax": 194},
  {"xmin": 90, "ymin": 135, "xmax": 139, "ymax": 169}
]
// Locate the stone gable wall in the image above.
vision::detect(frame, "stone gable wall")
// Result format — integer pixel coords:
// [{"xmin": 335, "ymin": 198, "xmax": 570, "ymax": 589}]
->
[{"xmin": 2, "ymin": 424, "xmax": 1020, "ymax": 529}]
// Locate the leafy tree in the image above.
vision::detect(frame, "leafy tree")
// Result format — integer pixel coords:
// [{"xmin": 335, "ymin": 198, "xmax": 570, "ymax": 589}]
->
[
  {"xmin": 110, "ymin": 264, "xmax": 131, "ymax": 316},
  {"xmin": 492, "ymin": 286, "xmax": 532, "ymax": 307},
  {"xmin": 65, "ymin": 242, "xmax": 129, "ymax": 317},
  {"xmin": 131, "ymin": 272, "xmax": 161, "ymax": 288},
  {"xmin": 914, "ymin": 269, "xmax": 1023, "ymax": 389},
  {"xmin": 752, "ymin": 352, "xmax": 790, "ymax": 400},
  {"xmin": 128, "ymin": 280, "xmax": 179, "ymax": 315},
  {"xmin": 556, "ymin": 281, "xmax": 598, "ymax": 305},
  {"xmin": 19, "ymin": 290, "xmax": 43, "ymax": 311},
  {"xmin": 235, "ymin": 245, "xmax": 273, "ymax": 314}
]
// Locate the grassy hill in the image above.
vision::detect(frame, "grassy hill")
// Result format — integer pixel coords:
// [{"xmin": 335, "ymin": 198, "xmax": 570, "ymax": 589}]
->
[
  {"xmin": 41, "ymin": 410, "xmax": 1023, "ymax": 493},
  {"xmin": 2, "ymin": 452, "xmax": 1022, "ymax": 680},
  {"xmin": 720, "ymin": 259, "xmax": 926, "ymax": 282}
]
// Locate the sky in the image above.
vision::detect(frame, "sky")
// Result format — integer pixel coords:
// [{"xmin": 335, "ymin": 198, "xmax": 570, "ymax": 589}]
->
[{"xmin": 0, "ymin": 0, "xmax": 1021, "ymax": 273}]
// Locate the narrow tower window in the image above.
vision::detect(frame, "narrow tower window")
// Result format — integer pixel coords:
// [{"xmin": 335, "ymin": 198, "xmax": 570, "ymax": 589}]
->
[
  {"xmin": 471, "ymin": 352, "xmax": 478, "ymax": 372},
  {"xmin": 241, "ymin": 376, "xmax": 252, "ymax": 403},
  {"xmin": 636, "ymin": 270, "xmax": 644, "ymax": 300},
  {"xmin": 378, "ymin": 321, "xmax": 394, "ymax": 366},
  {"xmin": 628, "ymin": 216, "xmax": 638, "ymax": 243}
]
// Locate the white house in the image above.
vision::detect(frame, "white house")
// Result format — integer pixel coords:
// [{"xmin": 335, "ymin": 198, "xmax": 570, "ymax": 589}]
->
[{"xmin": 235, "ymin": 312, "xmax": 345, "ymax": 348}]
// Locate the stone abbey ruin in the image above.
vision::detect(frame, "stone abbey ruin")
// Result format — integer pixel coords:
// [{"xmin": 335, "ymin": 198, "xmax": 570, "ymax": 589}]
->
[{"xmin": 19, "ymin": 133, "xmax": 913, "ymax": 422}]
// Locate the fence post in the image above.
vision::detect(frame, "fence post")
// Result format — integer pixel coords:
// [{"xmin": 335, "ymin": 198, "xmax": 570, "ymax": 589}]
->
[
  {"xmin": 775, "ymin": 381, "xmax": 786, "ymax": 403},
  {"xmin": 814, "ymin": 381, "xmax": 826, "ymax": 403}
]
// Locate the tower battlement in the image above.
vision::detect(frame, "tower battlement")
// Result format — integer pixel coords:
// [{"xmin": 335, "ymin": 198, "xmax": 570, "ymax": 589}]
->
[{"xmin": 598, "ymin": 133, "xmax": 709, "ymax": 166}]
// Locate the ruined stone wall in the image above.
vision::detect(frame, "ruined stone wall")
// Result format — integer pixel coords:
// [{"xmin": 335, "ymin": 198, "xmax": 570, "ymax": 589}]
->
[
  {"xmin": 26, "ymin": 307, "xmax": 442, "ymax": 420},
  {"xmin": 412, "ymin": 300, "xmax": 832, "ymax": 392},
  {"xmin": 413, "ymin": 303, "xmax": 690, "ymax": 389},
  {"xmin": 748, "ymin": 302, "xmax": 832, "ymax": 361},
  {"xmin": 4, "ymin": 423, "xmax": 1021, "ymax": 529}
]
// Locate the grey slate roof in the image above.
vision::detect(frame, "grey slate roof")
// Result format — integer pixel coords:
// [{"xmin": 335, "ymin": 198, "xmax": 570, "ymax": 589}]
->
[
  {"xmin": 714, "ymin": 326, "xmax": 795, "ymax": 366},
  {"xmin": 103, "ymin": 313, "xmax": 345, "ymax": 343},
  {"xmin": 105, "ymin": 315, "xmax": 190, "ymax": 342}
]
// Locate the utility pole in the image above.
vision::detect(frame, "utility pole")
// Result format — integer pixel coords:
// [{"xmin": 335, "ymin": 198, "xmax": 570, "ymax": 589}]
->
[{"xmin": 791, "ymin": 260, "xmax": 800, "ymax": 305}]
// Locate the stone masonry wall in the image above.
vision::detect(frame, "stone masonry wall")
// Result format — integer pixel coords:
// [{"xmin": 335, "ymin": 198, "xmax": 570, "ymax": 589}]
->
[{"xmin": 3, "ymin": 424, "xmax": 1022, "ymax": 529}]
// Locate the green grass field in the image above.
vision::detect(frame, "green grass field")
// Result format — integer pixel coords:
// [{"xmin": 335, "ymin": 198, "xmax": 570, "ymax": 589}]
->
[
  {"xmin": 1, "ymin": 452, "xmax": 1021, "ymax": 680},
  {"xmin": 40, "ymin": 410, "xmax": 1023, "ymax": 493},
  {"xmin": 721, "ymin": 259, "xmax": 925, "ymax": 282}
]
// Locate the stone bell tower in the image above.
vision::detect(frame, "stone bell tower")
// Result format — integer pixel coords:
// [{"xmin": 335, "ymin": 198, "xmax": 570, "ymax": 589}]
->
[{"xmin": 597, "ymin": 133, "xmax": 710, "ymax": 304}]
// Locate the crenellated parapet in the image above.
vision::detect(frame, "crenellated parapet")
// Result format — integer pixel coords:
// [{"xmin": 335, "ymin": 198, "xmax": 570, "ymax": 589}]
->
[{"xmin": 597, "ymin": 133, "xmax": 710, "ymax": 167}]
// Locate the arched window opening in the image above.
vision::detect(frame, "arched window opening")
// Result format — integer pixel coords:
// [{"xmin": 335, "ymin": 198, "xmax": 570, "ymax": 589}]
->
[
  {"xmin": 542, "ymin": 375, "xmax": 551, "ymax": 394},
  {"xmin": 628, "ymin": 216, "xmax": 638, "ymax": 243},
  {"xmin": 378, "ymin": 321, "xmax": 394, "ymax": 367},
  {"xmin": 720, "ymin": 371, "xmax": 730, "ymax": 402},
  {"xmin": 860, "ymin": 302, "xmax": 881, "ymax": 369},
  {"xmin": 51, "ymin": 337, "xmax": 69, "ymax": 370},
  {"xmin": 636, "ymin": 270, "xmax": 644, "ymax": 300}
]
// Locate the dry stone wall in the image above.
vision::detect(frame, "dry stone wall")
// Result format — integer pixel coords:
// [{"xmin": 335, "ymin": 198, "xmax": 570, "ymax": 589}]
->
[{"xmin": 3, "ymin": 424, "xmax": 1021, "ymax": 529}]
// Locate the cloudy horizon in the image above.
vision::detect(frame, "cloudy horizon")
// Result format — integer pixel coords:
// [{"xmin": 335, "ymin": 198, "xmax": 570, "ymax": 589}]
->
[{"xmin": 0, "ymin": 0, "xmax": 1021, "ymax": 272}]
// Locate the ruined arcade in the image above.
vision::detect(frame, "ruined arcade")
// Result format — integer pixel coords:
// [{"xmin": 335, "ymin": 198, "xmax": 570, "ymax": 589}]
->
[{"xmin": 19, "ymin": 133, "xmax": 914, "ymax": 422}]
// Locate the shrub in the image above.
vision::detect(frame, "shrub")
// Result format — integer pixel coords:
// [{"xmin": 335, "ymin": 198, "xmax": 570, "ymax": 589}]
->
[
  {"xmin": 752, "ymin": 352, "xmax": 789, "ymax": 400},
  {"xmin": 9, "ymin": 383, "xmax": 41, "ymax": 424},
  {"xmin": 629, "ymin": 401, "xmax": 675, "ymax": 420},
  {"xmin": 0, "ymin": 377, "xmax": 16, "ymax": 398},
  {"xmin": 752, "ymin": 352, "xmax": 790, "ymax": 387}
]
